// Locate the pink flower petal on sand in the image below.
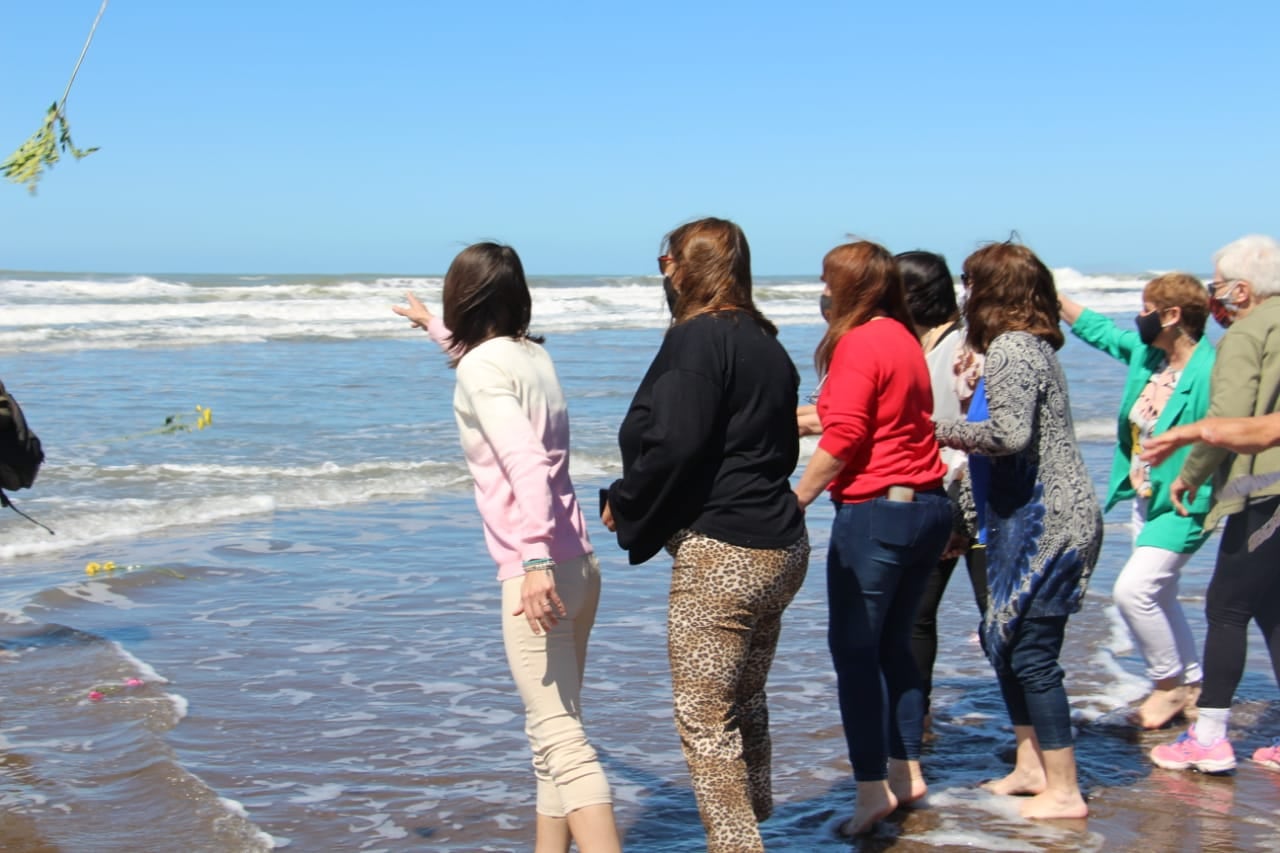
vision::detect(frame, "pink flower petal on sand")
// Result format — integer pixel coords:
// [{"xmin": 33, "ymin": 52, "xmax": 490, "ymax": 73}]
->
[{"xmin": 88, "ymin": 691, "xmax": 105, "ymax": 701}]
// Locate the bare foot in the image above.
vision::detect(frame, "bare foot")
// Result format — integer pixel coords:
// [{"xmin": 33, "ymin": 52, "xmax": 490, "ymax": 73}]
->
[
  {"xmin": 1019, "ymin": 787, "xmax": 1088, "ymax": 820},
  {"xmin": 1133, "ymin": 685, "xmax": 1189, "ymax": 730},
  {"xmin": 1182, "ymin": 683, "xmax": 1201, "ymax": 722},
  {"xmin": 837, "ymin": 781, "xmax": 898, "ymax": 837},
  {"xmin": 980, "ymin": 767, "xmax": 1046, "ymax": 796},
  {"xmin": 888, "ymin": 759, "xmax": 928, "ymax": 807}
]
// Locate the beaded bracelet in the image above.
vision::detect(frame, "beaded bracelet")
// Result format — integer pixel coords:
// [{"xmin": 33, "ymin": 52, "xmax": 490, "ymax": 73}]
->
[{"xmin": 522, "ymin": 558, "xmax": 556, "ymax": 573}]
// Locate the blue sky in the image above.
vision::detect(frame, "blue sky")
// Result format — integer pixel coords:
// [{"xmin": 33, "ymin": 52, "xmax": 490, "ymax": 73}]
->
[{"xmin": 3, "ymin": 1, "xmax": 1277, "ymax": 275}]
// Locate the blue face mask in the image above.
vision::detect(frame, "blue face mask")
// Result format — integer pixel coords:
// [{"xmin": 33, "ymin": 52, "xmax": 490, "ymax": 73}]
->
[
  {"xmin": 663, "ymin": 276, "xmax": 678, "ymax": 314},
  {"xmin": 819, "ymin": 294, "xmax": 831, "ymax": 322}
]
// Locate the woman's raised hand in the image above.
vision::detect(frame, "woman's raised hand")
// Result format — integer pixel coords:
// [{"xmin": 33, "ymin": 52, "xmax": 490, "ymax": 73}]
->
[{"xmin": 393, "ymin": 291, "xmax": 434, "ymax": 330}]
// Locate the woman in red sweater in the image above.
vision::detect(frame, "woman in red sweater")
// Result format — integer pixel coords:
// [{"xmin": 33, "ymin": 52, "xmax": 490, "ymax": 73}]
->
[{"xmin": 794, "ymin": 241, "xmax": 952, "ymax": 837}]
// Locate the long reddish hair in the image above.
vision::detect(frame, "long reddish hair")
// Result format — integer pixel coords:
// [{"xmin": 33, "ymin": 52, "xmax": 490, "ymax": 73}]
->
[
  {"xmin": 814, "ymin": 241, "xmax": 913, "ymax": 375},
  {"xmin": 962, "ymin": 242, "xmax": 1064, "ymax": 354},
  {"xmin": 663, "ymin": 218, "xmax": 777, "ymax": 335}
]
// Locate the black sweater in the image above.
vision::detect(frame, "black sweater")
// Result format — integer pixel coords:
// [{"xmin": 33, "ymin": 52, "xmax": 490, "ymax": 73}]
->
[{"xmin": 608, "ymin": 310, "xmax": 807, "ymax": 565}]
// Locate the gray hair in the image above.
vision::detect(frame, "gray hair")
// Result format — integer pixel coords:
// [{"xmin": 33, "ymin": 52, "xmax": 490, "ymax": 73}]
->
[{"xmin": 1214, "ymin": 234, "xmax": 1280, "ymax": 298}]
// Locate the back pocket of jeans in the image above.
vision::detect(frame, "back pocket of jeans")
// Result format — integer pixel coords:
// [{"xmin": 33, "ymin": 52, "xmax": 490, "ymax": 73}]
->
[{"xmin": 869, "ymin": 499, "xmax": 922, "ymax": 549}]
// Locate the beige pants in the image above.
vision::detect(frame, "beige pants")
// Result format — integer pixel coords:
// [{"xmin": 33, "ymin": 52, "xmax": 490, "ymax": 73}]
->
[{"xmin": 501, "ymin": 552, "xmax": 613, "ymax": 817}]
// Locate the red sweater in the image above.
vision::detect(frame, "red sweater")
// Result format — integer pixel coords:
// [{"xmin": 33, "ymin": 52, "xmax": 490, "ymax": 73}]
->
[{"xmin": 816, "ymin": 317, "xmax": 947, "ymax": 503}]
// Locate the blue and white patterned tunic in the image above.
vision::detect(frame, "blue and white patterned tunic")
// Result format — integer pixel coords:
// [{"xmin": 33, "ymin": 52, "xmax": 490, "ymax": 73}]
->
[{"xmin": 936, "ymin": 331, "xmax": 1103, "ymax": 671}]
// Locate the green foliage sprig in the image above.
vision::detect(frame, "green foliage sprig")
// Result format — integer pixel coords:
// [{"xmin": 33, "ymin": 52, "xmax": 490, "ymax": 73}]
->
[
  {"xmin": 5, "ymin": 0, "xmax": 108, "ymax": 193},
  {"xmin": 2, "ymin": 103, "xmax": 99, "ymax": 194}
]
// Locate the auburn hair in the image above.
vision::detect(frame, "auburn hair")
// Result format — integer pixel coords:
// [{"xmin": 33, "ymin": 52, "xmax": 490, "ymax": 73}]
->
[
  {"xmin": 663, "ymin": 218, "xmax": 777, "ymax": 335},
  {"xmin": 961, "ymin": 242, "xmax": 1064, "ymax": 354},
  {"xmin": 1144, "ymin": 272, "xmax": 1209, "ymax": 342},
  {"xmin": 814, "ymin": 241, "xmax": 914, "ymax": 375}
]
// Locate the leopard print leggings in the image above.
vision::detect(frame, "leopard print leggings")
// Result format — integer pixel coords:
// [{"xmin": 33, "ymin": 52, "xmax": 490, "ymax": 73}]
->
[{"xmin": 667, "ymin": 530, "xmax": 810, "ymax": 853}]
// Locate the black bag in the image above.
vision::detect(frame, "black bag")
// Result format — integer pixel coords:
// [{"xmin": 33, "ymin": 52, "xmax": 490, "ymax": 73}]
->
[
  {"xmin": 0, "ymin": 381, "xmax": 52, "ymax": 533},
  {"xmin": 0, "ymin": 380, "xmax": 43, "ymax": 491}
]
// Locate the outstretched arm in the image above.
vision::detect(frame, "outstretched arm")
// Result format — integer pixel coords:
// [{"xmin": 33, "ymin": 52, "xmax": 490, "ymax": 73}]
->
[
  {"xmin": 1143, "ymin": 413, "xmax": 1280, "ymax": 462},
  {"xmin": 935, "ymin": 337, "xmax": 1037, "ymax": 457},
  {"xmin": 1201, "ymin": 413, "xmax": 1280, "ymax": 454},
  {"xmin": 393, "ymin": 291, "xmax": 461, "ymax": 357},
  {"xmin": 1059, "ymin": 294, "xmax": 1085, "ymax": 326},
  {"xmin": 796, "ymin": 404, "xmax": 823, "ymax": 437},
  {"xmin": 392, "ymin": 291, "xmax": 434, "ymax": 330}
]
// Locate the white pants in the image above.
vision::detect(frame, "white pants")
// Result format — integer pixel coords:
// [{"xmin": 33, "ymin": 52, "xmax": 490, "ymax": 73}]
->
[
  {"xmin": 1113, "ymin": 499, "xmax": 1203, "ymax": 684},
  {"xmin": 501, "ymin": 553, "xmax": 613, "ymax": 817}
]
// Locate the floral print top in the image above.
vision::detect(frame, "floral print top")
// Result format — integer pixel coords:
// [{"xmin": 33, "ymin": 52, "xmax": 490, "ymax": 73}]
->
[{"xmin": 1128, "ymin": 363, "xmax": 1182, "ymax": 498}]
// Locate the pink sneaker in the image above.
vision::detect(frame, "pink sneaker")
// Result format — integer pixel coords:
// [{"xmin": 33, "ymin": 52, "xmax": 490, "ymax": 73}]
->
[
  {"xmin": 1151, "ymin": 727, "xmax": 1237, "ymax": 773},
  {"xmin": 1252, "ymin": 738, "xmax": 1280, "ymax": 772}
]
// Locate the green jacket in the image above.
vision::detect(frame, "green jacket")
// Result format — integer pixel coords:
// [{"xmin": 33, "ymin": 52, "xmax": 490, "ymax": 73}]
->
[
  {"xmin": 1181, "ymin": 296, "xmax": 1280, "ymax": 529},
  {"xmin": 1072, "ymin": 309, "xmax": 1215, "ymax": 552}
]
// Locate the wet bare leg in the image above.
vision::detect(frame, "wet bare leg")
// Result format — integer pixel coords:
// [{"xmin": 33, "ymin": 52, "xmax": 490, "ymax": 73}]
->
[
  {"xmin": 838, "ymin": 779, "xmax": 898, "ymax": 837},
  {"xmin": 1133, "ymin": 676, "xmax": 1189, "ymax": 730},
  {"xmin": 535, "ymin": 814, "xmax": 570, "ymax": 853},
  {"xmin": 1020, "ymin": 746, "xmax": 1088, "ymax": 820},
  {"xmin": 1182, "ymin": 682, "xmax": 1201, "ymax": 722},
  {"xmin": 981, "ymin": 725, "xmax": 1047, "ymax": 796},
  {"xmin": 535, "ymin": 804, "xmax": 621, "ymax": 853},
  {"xmin": 888, "ymin": 758, "xmax": 928, "ymax": 807},
  {"xmin": 566, "ymin": 804, "xmax": 621, "ymax": 853}
]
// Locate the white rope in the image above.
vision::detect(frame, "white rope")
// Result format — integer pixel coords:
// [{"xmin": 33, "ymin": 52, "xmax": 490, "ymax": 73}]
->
[{"xmin": 57, "ymin": 0, "xmax": 109, "ymax": 117}]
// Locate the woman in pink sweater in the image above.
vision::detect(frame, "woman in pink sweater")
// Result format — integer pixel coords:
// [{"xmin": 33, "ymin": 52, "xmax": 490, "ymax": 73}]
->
[{"xmin": 394, "ymin": 243, "xmax": 620, "ymax": 853}]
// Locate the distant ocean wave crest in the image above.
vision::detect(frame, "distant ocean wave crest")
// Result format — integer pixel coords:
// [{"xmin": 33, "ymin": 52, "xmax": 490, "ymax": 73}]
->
[{"xmin": 0, "ymin": 269, "xmax": 1163, "ymax": 353}]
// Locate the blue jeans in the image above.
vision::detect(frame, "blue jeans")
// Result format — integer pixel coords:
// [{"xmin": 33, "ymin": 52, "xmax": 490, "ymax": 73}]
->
[
  {"xmin": 995, "ymin": 614, "xmax": 1073, "ymax": 750},
  {"xmin": 827, "ymin": 490, "xmax": 951, "ymax": 781}
]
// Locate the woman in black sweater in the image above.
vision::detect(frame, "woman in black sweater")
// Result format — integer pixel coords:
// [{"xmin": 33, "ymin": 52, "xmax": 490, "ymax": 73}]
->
[{"xmin": 603, "ymin": 217, "xmax": 809, "ymax": 853}]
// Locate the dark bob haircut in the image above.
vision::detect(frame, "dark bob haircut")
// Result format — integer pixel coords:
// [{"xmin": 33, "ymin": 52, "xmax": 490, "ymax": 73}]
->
[{"xmin": 441, "ymin": 242, "xmax": 543, "ymax": 365}]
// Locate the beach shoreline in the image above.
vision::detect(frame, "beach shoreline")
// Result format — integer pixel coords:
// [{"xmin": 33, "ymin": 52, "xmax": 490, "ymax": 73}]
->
[{"xmin": 0, "ymin": 499, "xmax": 1275, "ymax": 850}]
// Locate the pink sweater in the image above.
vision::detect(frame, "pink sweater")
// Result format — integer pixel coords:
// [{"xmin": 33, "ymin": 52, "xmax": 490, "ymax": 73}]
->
[{"xmin": 429, "ymin": 317, "xmax": 592, "ymax": 580}]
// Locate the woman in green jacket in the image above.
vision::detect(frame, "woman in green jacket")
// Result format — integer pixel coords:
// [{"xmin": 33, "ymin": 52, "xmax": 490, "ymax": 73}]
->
[{"xmin": 1060, "ymin": 273, "xmax": 1215, "ymax": 729}]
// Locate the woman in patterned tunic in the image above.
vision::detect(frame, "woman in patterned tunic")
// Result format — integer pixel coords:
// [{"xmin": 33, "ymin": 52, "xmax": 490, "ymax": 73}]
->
[{"xmin": 935, "ymin": 242, "xmax": 1102, "ymax": 821}]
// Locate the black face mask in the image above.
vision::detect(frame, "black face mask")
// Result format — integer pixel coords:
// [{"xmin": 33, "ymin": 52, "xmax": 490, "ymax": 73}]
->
[
  {"xmin": 662, "ymin": 276, "xmax": 678, "ymax": 314},
  {"xmin": 1135, "ymin": 310, "xmax": 1165, "ymax": 345},
  {"xmin": 819, "ymin": 294, "xmax": 831, "ymax": 322}
]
